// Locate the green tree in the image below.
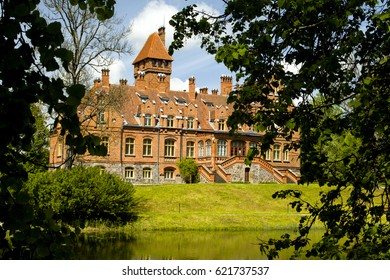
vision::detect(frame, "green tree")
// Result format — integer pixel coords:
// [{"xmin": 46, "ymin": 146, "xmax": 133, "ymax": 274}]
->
[
  {"xmin": 25, "ymin": 167, "xmax": 138, "ymax": 225},
  {"xmin": 170, "ymin": 0, "xmax": 390, "ymax": 259},
  {"xmin": 22, "ymin": 103, "xmax": 50, "ymax": 174},
  {"xmin": 177, "ymin": 158, "xmax": 199, "ymax": 183},
  {"xmin": 42, "ymin": 0, "xmax": 132, "ymax": 86},
  {"xmin": 0, "ymin": 0, "xmax": 115, "ymax": 259}
]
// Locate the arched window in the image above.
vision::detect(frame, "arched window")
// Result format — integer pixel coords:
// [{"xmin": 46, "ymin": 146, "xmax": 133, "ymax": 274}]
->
[
  {"xmin": 57, "ymin": 143, "xmax": 63, "ymax": 158},
  {"xmin": 186, "ymin": 141, "xmax": 195, "ymax": 158},
  {"xmin": 164, "ymin": 168, "xmax": 175, "ymax": 179},
  {"xmin": 205, "ymin": 140, "xmax": 212, "ymax": 156},
  {"xmin": 143, "ymin": 139, "xmax": 152, "ymax": 156},
  {"xmin": 125, "ymin": 167, "xmax": 134, "ymax": 179},
  {"xmin": 125, "ymin": 138, "xmax": 135, "ymax": 155},
  {"xmin": 284, "ymin": 147, "xmax": 289, "ymax": 162},
  {"xmin": 143, "ymin": 167, "xmax": 152, "ymax": 179},
  {"xmin": 198, "ymin": 141, "xmax": 204, "ymax": 157},
  {"xmin": 217, "ymin": 140, "xmax": 227, "ymax": 156},
  {"xmin": 231, "ymin": 140, "xmax": 246, "ymax": 156},
  {"xmin": 164, "ymin": 139, "xmax": 175, "ymax": 157}
]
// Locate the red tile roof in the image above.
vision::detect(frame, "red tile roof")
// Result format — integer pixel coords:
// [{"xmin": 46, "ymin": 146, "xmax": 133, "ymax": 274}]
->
[{"xmin": 132, "ymin": 32, "xmax": 173, "ymax": 64}]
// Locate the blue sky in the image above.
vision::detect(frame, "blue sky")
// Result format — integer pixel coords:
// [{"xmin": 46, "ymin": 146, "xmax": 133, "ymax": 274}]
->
[{"xmin": 107, "ymin": 0, "xmax": 233, "ymax": 92}]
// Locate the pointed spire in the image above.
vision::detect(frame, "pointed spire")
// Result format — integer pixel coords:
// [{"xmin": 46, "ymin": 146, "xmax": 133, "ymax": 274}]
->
[{"xmin": 132, "ymin": 31, "xmax": 173, "ymax": 65}]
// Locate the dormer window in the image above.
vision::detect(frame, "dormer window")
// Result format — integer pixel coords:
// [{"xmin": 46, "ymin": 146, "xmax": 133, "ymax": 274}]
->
[
  {"xmin": 187, "ymin": 117, "xmax": 194, "ymax": 129},
  {"xmin": 97, "ymin": 110, "xmax": 105, "ymax": 124},
  {"xmin": 218, "ymin": 120, "xmax": 225, "ymax": 131},
  {"xmin": 144, "ymin": 114, "xmax": 152, "ymax": 126},
  {"xmin": 174, "ymin": 96, "xmax": 186, "ymax": 105},
  {"xmin": 167, "ymin": 115, "xmax": 174, "ymax": 127},
  {"xmin": 159, "ymin": 96, "xmax": 170, "ymax": 103}
]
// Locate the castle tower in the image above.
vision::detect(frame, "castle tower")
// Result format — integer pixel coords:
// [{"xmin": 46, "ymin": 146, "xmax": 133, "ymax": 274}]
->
[{"xmin": 132, "ymin": 28, "xmax": 173, "ymax": 92}]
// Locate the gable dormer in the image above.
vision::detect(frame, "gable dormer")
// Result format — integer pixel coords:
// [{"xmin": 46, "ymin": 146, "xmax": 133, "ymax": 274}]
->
[{"xmin": 132, "ymin": 27, "xmax": 174, "ymax": 93}]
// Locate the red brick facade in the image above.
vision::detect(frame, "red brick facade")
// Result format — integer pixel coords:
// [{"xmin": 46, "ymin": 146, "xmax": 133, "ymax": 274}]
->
[{"xmin": 49, "ymin": 27, "xmax": 300, "ymax": 184}]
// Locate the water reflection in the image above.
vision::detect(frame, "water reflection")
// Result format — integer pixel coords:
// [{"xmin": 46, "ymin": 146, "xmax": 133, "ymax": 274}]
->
[{"xmin": 75, "ymin": 230, "xmax": 322, "ymax": 260}]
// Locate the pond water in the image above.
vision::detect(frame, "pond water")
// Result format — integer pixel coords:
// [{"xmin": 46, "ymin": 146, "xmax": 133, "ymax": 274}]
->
[{"xmin": 75, "ymin": 230, "xmax": 322, "ymax": 260}]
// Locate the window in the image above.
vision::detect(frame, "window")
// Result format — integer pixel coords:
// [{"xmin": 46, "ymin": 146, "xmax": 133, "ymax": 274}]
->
[
  {"xmin": 164, "ymin": 61, "xmax": 169, "ymax": 68},
  {"xmin": 205, "ymin": 140, "xmax": 212, "ymax": 156},
  {"xmin": 265, "ymin": 149, "xmax": 271, "ymax": 161},
  {"xmin": 217, "ymin": 140, "xmax": 227, "ymax": 156},
  {"xmin": 125, "ymin": 138, "xmax": 135, "ymax": 155},
  {"xmin": 97, "ymin": 110, "xmax": 105, "ymax": 123},
  {"xmin": 218, "ymin": 120, "xmax": 225, "ymax": 131},
  {"xmin": 143, "ymin": 139, "xmax": 152, "ymax": 156},
  {"xmin": 144, "ymin": 114, "xmax": 152, "ymax": 126},
  {"xmin": 186, "ymin": 141, "xmax": 195, "ymax": 158},
  {"xmin": 284, "ymin": 147, "xmax": 289, "ymax": 162},
  {"xmin": 101, "ymin": 136, "xmax": 109, "ymax": 154},
  {"xmin": 198, "ymin": 141, "xmax": 204, "ymax": 157},
  {"xmin": 98, "ymin": 166, "xmax": 106, "ymax": 175},
  {"xmin": 273, "ymin": 145, "xmax": 281, "ymax": 161},
  {"xmin": 57, "ymin": 143, "xmax": 63, "ymax": 157},
  {"xmin": 187, "ymin": 117, "xmax": 194, "ymax": 129},
  {"xmin": 125, "ymin": 167, "xmax": 134, "ymax": 179},
  {"xmin": 152, "ymin": 59, "xmax": 156, "ymax": 66},
  {"xmin": 231, "ymin": 141, "xmax": 246, "ymax": 156},
  {"xmin": 164, "ymin": 168, "xmax": 174, "ymax": 179},
  {"xmin": 250, "ymin": 142, "xmax": 257, "ymax": 151},
  {"xmin": 164, "ymin": 139, "xmax": 175, "ymax": 157},
  {"xmin": 167, "ymin": 115, "xmax": 174, "ymax": 127},
  {"xmin": 143, "ymin": 168, "xmax": 152, "ymax": 179}
]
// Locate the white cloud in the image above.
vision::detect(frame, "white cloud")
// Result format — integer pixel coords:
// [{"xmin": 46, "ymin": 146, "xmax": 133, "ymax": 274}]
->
[
  {"xmin": 283, "ymin": 60, "xmax": 302, "ymax": 75},
  {"xmin": 107, "ymin": 59, "xmax": 128, "ymax": 84},
  {"xmin": 120, "ymin": 0, "xmax": 229, "ymax": 90},
  {"xmin": 128, "ymin": 0, "xmax": 178, "ymax": 51},
  {"xmin": 170, "ymin": 77, "xmax": 188, "ymax": 91},
  {"xmin": 128, "ymin": 0, "xmax": 220, "ymax": 52}
]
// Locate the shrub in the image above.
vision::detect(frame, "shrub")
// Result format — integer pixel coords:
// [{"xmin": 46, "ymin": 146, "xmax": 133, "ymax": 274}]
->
[
  {"xmin": 25, "ymin": 166, "xmax": 138, "ymax": 226},
  {"xmin": 177, "ymin": 157, "xmax": 199, "ymax": 183}
]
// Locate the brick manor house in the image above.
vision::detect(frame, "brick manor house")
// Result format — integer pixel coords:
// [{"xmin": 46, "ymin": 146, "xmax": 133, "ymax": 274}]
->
[{"xmin": 49, "ymin": 27, "xmax": 300, "ymax": 184}]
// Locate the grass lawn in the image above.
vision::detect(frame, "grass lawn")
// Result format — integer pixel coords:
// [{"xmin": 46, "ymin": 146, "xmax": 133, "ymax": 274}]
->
[{"xmin": 125, "ymin": 183, "xmax": 326, "ymax": 231}]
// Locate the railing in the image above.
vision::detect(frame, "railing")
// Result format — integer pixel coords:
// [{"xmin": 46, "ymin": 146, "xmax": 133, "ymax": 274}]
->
[
  {"xmin": 216, "ymin": 164, "xmax": 231, "ymax": 182},
  {"xmin": 272, "ymin": 168, "xmax": 287, "ymax": 184},
  {"xmin": 279, "ymin": 169, "xmax": 301, "ymax": 184},
  {"xmin": 220, "ymin": 156, "xmax": 288, "ymax": 184},
  {"xmin": 198, "ymin": 165, "xmax": 214, "ymax": 182}
]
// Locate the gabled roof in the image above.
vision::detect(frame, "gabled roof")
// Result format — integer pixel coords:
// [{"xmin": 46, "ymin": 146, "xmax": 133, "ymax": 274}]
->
[{"xmin": 132, "ymin": 32, "xmax": 174, "ymax": 64}]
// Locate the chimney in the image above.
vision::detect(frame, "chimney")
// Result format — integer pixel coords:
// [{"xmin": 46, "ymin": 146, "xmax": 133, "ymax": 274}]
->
[
  {"xmin": 220, "ymin": 75, "xmax": 233, "ymax": 95},
  {"xmin": 101, "ymin": 68, "xmax": 110, "ymax": 87},
  {"xmin": 199, "ymin": 87, "xmax": 208, "ymax": 95},
  {"xmin": 211, "ymin": 89, "xmax": 218, "ymax": 95},
  {"xmin": 119, "ymin": 78, "xmax": 128, "ymax": 86},
  {"xmin": 158, "ymin": 26, "xmax": 166, "ymax": 46},
  {"xmin": 93, "ymin": 78, "xmax": 101, "ymax": 87},
  {"xmin": 189, "ymin": 76, "xmax": 196, "ymax": 100}
]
